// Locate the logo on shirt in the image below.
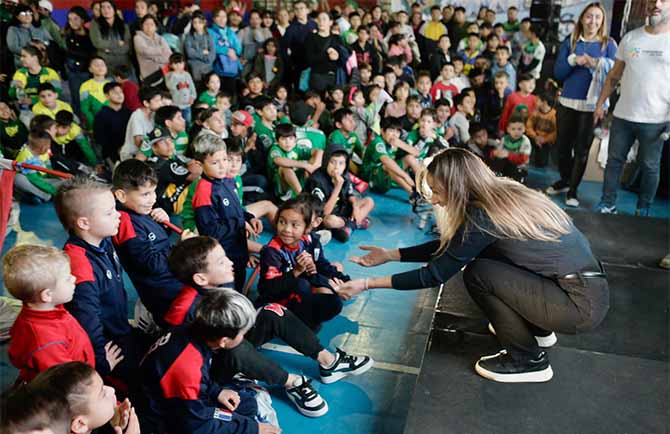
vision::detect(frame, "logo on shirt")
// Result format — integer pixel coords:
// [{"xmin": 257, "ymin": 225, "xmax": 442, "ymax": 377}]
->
[
  {"xmin": 264, "ymin": 266, "xmax": 282, "ymax": 279},
  {"xmin": 223, "ymin": 198, "xmax": 230, "ymax": 206},
  {"xmin": 628, "ymin": 47, "xmax": 641, "ymax": 57},
  {"xmin": 263, "ymin": 303, "xmax": 286, "ymax": 317},
  {"xmin": 171, "ymin": 162, "xmax": 189, "ymax": 176},
  {"xmin": 148, "ymin": 232, "xmax": 156, "ymax": 241},
  {"xmin": 106, "ymin": 270, "xmax": 113, "ymax": 279},
  {"xmin": 213, "ymin": 408, "xmax": 233, "ymax": 422}
]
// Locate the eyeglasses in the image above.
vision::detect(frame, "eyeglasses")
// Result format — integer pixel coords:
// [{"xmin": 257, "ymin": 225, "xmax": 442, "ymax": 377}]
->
[{"xmin": 19, "ymin": 11, "xmax": 33, "ymax": 17}]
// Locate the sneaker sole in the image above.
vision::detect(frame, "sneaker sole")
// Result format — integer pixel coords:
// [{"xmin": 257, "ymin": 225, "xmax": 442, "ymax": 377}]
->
[
  {"xmin": 320, "ymin": 358, "xmax": 375, "ymax": 384},
  {"xmin": 546, "ymin": 187, "xmax": 569, "ymax": 195},
  {"xmin": 286, "ymin": 396, "xmax": 329, "ymax": 418},
  {"xmin": 475, "ymin": 362, "xmax": 554, "ymax": 383},
  {"xmin": 488, "ymin": 324, "xmax": 557, "ymax": 348}
]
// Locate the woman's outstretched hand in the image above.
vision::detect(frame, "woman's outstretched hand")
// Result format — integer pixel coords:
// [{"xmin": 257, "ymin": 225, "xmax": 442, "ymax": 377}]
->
[
  {"xmin": 350, "ymin": 245, "xmax": 391, "ymax": 267},
  {"xmin": 334, "ymin": 279, "xmax": 367, "ymax": 300}
]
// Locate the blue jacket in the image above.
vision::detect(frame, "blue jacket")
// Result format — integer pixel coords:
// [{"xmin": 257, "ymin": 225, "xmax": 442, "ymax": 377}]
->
[
  {"xmin": 112, "ymin": 205, "xmax": 183, "ymax": 325},
  {"xmin": 192, "ymin": 175, "xmax": 253, "ymax": 262},
  {"xmin": 208, "ymin": 25, "xmax": 242, "ymax": 56},
  {"xmin": 163, "ymin": 284, "xmax": 206, "ymax": 328},
  {"xmin": 64, "ymin": 235, "xmax": 131, "ymax": 374},
  {"xmin": 279, "ymin": 19, "xmax": 317, "ymax": 66},
  {"xmin": 554, "ymin": 37, "xmax": 617, "ymax": 100},
  {"xmin": 140, "ymin": 327, "xmax": 259, "ymax": 434}
]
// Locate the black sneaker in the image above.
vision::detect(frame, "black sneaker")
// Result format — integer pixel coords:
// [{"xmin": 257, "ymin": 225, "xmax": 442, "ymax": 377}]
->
[
  {"xmin": 475, "ymin": 350, "xmax": 553, "ymax": 383},
  {"xmin": 320, "ymin": 348, "xmax": 374, "ymax": 384},
  {"xmin": 285, "ymin": 376, "xmax": 328, "ymax": 417}
]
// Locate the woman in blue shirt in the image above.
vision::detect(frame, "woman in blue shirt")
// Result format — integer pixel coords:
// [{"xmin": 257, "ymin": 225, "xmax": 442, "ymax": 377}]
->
[{"xmin": 548, "ymin": 2, "xmax": 617, "ymax": 207}]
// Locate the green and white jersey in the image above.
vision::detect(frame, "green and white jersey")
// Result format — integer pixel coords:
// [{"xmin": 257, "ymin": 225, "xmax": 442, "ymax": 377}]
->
[
  {"xmin": 295, "ymin": 126, "xmax": 326, "ymax": 160},
  {"xmin": 328, "ymin": 129, "xmax": 364, "ymax": 164},
  {"xmin": 361, "ymin": 135, "xmax": 397, "ymax": 175},
  {"xmin": 267, "ymin": 144, "xmax": 300, "ymax": 174}
]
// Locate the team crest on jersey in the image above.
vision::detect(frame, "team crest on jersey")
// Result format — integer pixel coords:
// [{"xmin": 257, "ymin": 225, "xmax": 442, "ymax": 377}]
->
[
  {"xmin": 170, "ymin": 162, "xmax": 189, "ymax": 176},
  {"xmin": 148, "ymin": 232, "xmax": 156, "ymax": 241},
  {"xmin": 263, "ymin": 303, "xmax": 285, "ymax": 317},
  {"xmin": 223, "ymin": 198, "xmax": 230, "ymax": 206},
  {"xmin": 106, "ymin": 270, "xmax": 113, "ymax": 279},
  {"xmin": 375, "ymin": 142, "xmax": 386, "ymax": 153}
]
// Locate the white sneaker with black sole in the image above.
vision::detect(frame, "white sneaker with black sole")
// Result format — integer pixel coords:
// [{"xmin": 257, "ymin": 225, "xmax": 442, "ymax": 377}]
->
[
  {"xmin": 488, "ymin": 323, "xmax": 558, "ymax": 348},
  {"xmin": 285, "ymin": 376, "xmax": 328, "ymax": 417},
  {"xmin": 475, "ymin": 350, "xmax": 554, "ymax": 383},
  {"xmin": 320, "ymin": 348, "xmax": 374, "ymax": 384}
]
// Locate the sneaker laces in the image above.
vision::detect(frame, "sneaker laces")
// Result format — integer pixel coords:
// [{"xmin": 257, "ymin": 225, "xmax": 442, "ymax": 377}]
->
[
  {"xmin": 290, "ymin": 378, "xmax": 318, "ymax": 402},
  {"xmin": 334, "ymin": 348, "xmax": 360, "ymax": 369}
]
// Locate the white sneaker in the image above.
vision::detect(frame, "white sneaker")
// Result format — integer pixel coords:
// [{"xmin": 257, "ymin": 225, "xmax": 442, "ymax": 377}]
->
[
  {"xmin": 565, "ymin": 197, "xmax": 580, "ymax": 208},
  {"xmin": 545, "ymin": 185, "xmax": 569, "ymax": 195},
  {"xmin": 660, "ymin": 253, "xmax": 670, "ymax": 270},
  {"xmin": 285, "ymin": 376, "xmax": 328, "ymax": 418},
  {"xmin": 488, "ymin": 323, "xmax": 557, "ymax": 348}
]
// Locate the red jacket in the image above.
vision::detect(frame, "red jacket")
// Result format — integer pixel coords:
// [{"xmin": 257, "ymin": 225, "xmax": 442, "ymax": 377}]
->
[
  {"xmin": 8, "ymin": 305, "xmax": 95, "ymax": 382},
  {"xmin": 498, "ymin": 91, "xmax": 537, "ymax": 133}
]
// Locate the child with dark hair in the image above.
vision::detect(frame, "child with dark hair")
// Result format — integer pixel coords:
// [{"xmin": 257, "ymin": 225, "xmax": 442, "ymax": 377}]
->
[
  {"xmin": 268, "ymin": 123, "xmax": 318, "ymax": 200},
  {"xmin": 0, "ymin": 102, "xmax": 29, "ymax": 159},
  {"xmin": 466, "ymin": 122, "xmax": 498, "ymax": 162},
  {"xmin": 328, "ymin": 108, "xmax": 365, "ymax": 169},
  {"xmin": 165, "ymin": 53, "xmax": 197, "ymax": 124},
  {"xmin": 525, "ymin": 91, "xmax": 557, "ymax": 168},
  {"xmin": 499, "ymin": 72, "xmax": 536, "ymax": 134},
  {"xmin": 258, "ymin": 199, "xmax": 348, "ymax": 329},
  {"xmin": 405, "ymin": 108, "xmax": 450, "ymax": 159},
  {"xmin": 112, "ymin": 64, "xmax": 141, "ymax": 111},
  {"xmin": 94, "ymin": 81, "xmax": 132, "ymax": 163},
  {"xmin": 14, "ymin": 130, "xmax": 63, "ymax": 203},
  {"xmin": 79, "ymin": 57, "xmax": 110, "ymax": 129},
  {"xmin": 32, "ymin": 83, "xmax": 75, "ymax": 119},
  {"xmin": 491, "ymin": 115, "xmax": 532, "ymax": 182},
  {"xmin": 54, "ymin": 110, "xmax": 98, "ymax": 169},
  {"xmin": 197, "ymin": 71, "xmax": 221, "ymax": 107},
  {"xmin": 120, "ymin": 86, "xmax": 163, "ymax": 160},
  {"xmin": 111, "ymin": 159, "xmax": 194, "ymax": 328},
  {"xmin": 304, "ymin": 147, "xmax": 375, "ymax": 242},
  {"xmin": 251, "ymin": 37, "xmax": 284, "ymax": 89}
]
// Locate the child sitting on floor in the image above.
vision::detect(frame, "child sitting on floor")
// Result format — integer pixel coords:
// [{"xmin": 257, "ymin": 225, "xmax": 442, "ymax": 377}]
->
[
  {"xmin": 258, "ymin": 198, "xmax": 349, "ymax": 330},
  {"xmin": 267, "ymin": 123, "xmax": 318, "ymax": 200},
  {"xmin": 304, "ymin": 147, "xmax": 375, "ymax": 242},
  {"xmin": 5, "ymin": 245, "xmax": 97, "ymax": 383},
  {"xmin": 491, "ymin": 115, "xmax": 531, "ymax": 183}
]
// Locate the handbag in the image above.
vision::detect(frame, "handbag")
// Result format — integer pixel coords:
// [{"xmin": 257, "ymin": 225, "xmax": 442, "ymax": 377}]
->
[{"xmin": 216, "ymin": 53, "xmax": 240, "ymax": 77}]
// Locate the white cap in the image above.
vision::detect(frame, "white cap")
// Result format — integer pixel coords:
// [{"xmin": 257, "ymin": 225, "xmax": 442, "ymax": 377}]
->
[{"xmin": 38, "ymin": 0, "xmax": 53, "ymax": 12}]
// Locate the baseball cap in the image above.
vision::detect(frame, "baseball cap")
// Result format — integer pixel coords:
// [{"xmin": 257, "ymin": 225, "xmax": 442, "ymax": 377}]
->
[
  {"xmin": 145, "ymin": 125, "xmax": 172, "ymax": 147},
  {"xmin": 231, "ymin": 110, "xmax": 254, "ymax": 127},
  {"xmin": 38, "ymin": 0, "xmax": 53, "ymax": 12}
]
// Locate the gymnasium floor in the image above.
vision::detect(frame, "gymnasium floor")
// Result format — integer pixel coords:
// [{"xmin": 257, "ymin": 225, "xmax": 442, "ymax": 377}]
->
[{"xmin": 0, "ymin": 167, "xmax": 668, "ymax": 434}]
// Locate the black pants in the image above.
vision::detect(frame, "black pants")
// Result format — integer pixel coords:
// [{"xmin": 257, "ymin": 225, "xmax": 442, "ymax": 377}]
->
[
  {"xmin": 531, "ymin": 141, "xmax": 551, "ymax": 167},
  {"xmin": 556, "ymin": 105, "xmax": 596, "ymax": 197},
  {"xmin": 212, "ymin": 305, "xmax": 324, "ymax": 386},
  {"xmin": 284, "ymin": 278, "xmax": 343, "ymax": 330},
  {"xmin": 309, "ymin": 71, "xmax": 336, "ymax": 94},
  {"xmin": 463, "ymin": 259, "xmax": 609, "ymax": 360}
]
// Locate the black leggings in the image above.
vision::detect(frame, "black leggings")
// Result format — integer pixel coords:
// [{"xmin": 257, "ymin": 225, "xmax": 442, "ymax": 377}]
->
[
  {"xmin": 463, "ymin": 259, "xmax": 609, "ymax": 360},
  {"xmin": 212, "ymin": 305, "xmax": 324, "ymax": 386},
  {"xmin": 284, "ymin": 278, "xmax": 343, "ymax": 330},
  {"xmin": 556, "ymin": 105, "xmax": 596, "ymax": 196}
]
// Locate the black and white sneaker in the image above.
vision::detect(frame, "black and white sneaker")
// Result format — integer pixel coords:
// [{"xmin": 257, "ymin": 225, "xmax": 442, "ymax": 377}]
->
[
  {"xmin": 285, "ymin": 376, "xmax": 328, "ymax": 417},
  {"xmin": 475, "ymin": 350, "xmax": 553, "ymax": 383},
  {"xmin": 487, "ymin": 323, "xmax": 557, "ymax": 348},
  {"xmin": 320, "ymin": 348, "xmax": 374, "ymax": 384}
]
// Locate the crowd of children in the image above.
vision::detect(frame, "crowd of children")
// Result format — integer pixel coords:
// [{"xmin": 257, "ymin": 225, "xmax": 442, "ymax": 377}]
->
[{"xmin": 0, "ymin": 1, "xmax": 564, "ymax": 432}]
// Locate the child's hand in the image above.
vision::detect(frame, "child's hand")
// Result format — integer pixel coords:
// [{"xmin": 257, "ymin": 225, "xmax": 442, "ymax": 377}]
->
[
  {"xmin": 105, "ymin": 341, "xmax": 124, "ymax": 371},
  {"xmin": 150, "ymin": 208, "xmax": 170, "ymax": 224},
  {"xmin": 250, "ymin": 218, "xmax": 263, "ymax": 235},
  {"xmin": 332, "ymin": 174, "xmax": 345, "ymax": 187},
  {"xmin": 334, "ymin": 279, "xmax": 367, "ymax": 300},
  {"xmin": 245, "ymin": 221, "xmax": 259, "ymax": 239},
  {"xmin": 0, "ymin": 74, "xmax": 6, "ymax": 83},
  {"xmin": 297, "ymin": 251, "xmax": 317, "ymax": 275},
  {"xmin": 111, "ymin": 398, "xmax": 131, "ymax": 431},
  {"xmin": 247, "ymin": 254, "xmax": 260, "ymax": 268},
  {"xmin": 227, "ymin": 48, "xmax": 238, "ymax": 61},
  {"xmin": 120, "ymin": 407, "xmax": 140, "ymax": 434},
  {"xmin": 245, "ymin": 133, "xmax": 257, "ymax": 151},
  {"xmin": 217, "ymin": 389, "xmax": 240, "ymax": 411},
  {"xmin": 258, "ymin": 423, "xmax": 282, "ymax": 434},
  {"xmin": 535, "ymin": 136, "xmax": 544, "ymax": 146},
  {"xmin": 328, "ymin": 277, "xmax": 345, "ymax": 289},
  {"xmin": 180, "ymin": 229, "xmax": 197, "ymax": 240}
]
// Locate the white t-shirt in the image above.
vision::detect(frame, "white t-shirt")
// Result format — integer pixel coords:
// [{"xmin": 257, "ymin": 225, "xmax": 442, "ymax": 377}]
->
[
  {"xmin": 120, "ymin": 109, "xmax": 154, "ymax": 160},
  {"xmin": 613, "ymin": 27, "xmax": 670, "ymax": 123}
]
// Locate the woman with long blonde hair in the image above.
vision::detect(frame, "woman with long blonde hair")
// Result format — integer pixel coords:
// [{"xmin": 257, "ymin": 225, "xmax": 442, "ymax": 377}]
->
[
  {"xmin": 337, "ymin": 149, "xmax": 609, "ymax": 383},
  {"xmin": 549, "ymin": 2, "xmax": 617, "ymax": 208}
]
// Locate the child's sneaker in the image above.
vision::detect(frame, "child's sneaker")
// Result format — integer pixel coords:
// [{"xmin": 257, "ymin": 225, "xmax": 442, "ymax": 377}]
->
[
  {"xmin": 285, "ymin": 376, "xmax": 328, "ymax": 418},
  {"xmin": 595, "ymin": 202, "xmax": 617, "ymax": 214},
  {"xmin": 320, "ymin": 348, "xmax": 374, "ymax": 384}
]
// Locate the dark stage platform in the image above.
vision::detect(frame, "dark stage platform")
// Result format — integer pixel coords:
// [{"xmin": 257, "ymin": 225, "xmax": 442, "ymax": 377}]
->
[{"xmin": 403, "ymin": 211, "xmax": 670, "ymax": 434}]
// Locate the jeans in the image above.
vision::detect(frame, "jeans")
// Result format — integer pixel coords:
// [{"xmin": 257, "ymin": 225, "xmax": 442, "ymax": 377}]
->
[
  {"xmin": 212, "ymin": 305, "xmax": 324, "ymax": 386},
  {"xmin": 601, "ymin": 117, "xmax": 669, "ymax": 209},
  {"xmin": 463, "ymin": 259, "xmax": 609, "ymax": 360},
  {"xmin": 556, "ymin": 105, "xmax": 596, "ymax": 197}
]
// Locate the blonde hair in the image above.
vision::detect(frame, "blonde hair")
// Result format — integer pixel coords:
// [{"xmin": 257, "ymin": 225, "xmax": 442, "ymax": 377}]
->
[
  {"xmin": 54, "ymin": 177, "xmax": 111, "ymax": 231},
  {"xmin": 3, "ymin": 244, "xmax": 70, "ymax": 301},
  {"xmin": 571, "ymin": 2, "xmax": 609, "ymax": 51},
  {"xmin": 423, "ymin": 149, "xmax": 572, "ymax": 255}
]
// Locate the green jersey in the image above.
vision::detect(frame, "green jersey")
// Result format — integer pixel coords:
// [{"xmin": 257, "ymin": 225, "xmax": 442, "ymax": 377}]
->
[
  {"xmin": 361, "ymin": 135, "xmax": 397, "ymax": 175},
  {"xmin": 233, "ymin": 174, "xmax": 243, "ymax": 204},
  {"xmin": 254, "ymin": 116, "xmax": 277, "ymax": 150},
  {"xmin": 197, "ymin": 91, "xmax": 217, "ymax": 107},
  {"xmin": 328, "ymin": 129, "xmax": 364, "ymax": 164},
  {"xmin": 267, "ymin": 145, "xmax": 299, "ymax": 175},
  {"xmin": 295, "ymin": 126, "xmax": 326, "ymax": 160}
]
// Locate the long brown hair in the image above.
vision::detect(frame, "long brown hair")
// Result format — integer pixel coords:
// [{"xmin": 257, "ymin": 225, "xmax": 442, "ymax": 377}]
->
[
  {"xmin": 423, "ymin": 149, "xmax": 573, "ymax": 255},
  {"xmin": 571, "ymin": 2, "xmax": 609, "ymax": 51}
]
